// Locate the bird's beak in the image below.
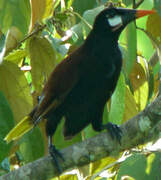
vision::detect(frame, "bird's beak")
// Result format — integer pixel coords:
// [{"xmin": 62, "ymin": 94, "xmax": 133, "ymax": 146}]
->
[
  {"xmin": 120, "ymin": 8, "xmax": 156, "ymax": 28},
  {"xmin": 135, "ymin": 9, "xmax": 156, "ymax": 19}
]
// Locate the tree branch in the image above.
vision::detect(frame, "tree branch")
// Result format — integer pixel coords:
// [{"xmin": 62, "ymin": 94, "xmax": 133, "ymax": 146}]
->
[{"xmin": 1, "ymin": 95, "xmax": 161, "ymax": 180}]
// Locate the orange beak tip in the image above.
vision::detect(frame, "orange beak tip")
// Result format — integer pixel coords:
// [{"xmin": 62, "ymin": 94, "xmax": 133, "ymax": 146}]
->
[{"xmin": 136, "ymin": 9, "xmax": 156, "ymax": 18}]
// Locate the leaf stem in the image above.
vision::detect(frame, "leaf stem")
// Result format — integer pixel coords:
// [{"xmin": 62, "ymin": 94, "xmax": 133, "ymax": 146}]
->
[{"xmin": 72, "ymin": 11, "xmax": 92, "ymax": 30}]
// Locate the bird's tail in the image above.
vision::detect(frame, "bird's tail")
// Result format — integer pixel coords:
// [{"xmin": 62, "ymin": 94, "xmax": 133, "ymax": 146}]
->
[{"xmin": 4, "ymin": 116, "xmax": 34, "ymax": 143}]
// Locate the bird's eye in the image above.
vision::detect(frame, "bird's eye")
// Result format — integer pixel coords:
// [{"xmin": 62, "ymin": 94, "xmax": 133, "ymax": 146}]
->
[{"xmin": 107, "ymin": 15, "xmax": 122, "ymax": 27}]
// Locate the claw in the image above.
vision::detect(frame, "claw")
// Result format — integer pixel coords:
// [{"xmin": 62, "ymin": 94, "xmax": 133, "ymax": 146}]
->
[
  {"xmin": 48, "ymin": 136, "xmax": 64, "ymax": 173},
  {"xmin": 104, "ymin": 122, "xmax": 122, "ymax": 144},
  {"xmin": 49, "ymin": 144, "xmax": 64, "ymax": 173}
]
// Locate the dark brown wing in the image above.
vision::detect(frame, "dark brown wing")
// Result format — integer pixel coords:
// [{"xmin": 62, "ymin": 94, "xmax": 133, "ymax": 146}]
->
[{"xmin": 32, "ymin": 47, "xmax": 83, "ymax": 121}]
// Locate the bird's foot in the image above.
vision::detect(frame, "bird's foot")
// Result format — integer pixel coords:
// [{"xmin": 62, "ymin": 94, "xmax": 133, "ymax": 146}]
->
[
  {"xmin": 49, "ymin": 144, "xmax": 64, "ymax": 173},
  {"xmin": 103, "ymin": 122, "xmax": 122, "ymax": 144}
]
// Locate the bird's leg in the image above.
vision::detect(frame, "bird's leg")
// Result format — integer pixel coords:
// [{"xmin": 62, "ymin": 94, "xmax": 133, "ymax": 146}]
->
[
  {"xmin": 48, "ymin": 136, "xmax": 64, "ymax": 173},
  {"xmin": 92, "ymin": 115, "xmax": 122, "ymax": 144}
]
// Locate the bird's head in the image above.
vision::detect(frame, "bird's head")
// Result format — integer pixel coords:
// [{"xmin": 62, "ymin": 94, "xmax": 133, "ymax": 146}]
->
[{"xmin": 93, "ymin": 6, "xmax": 155, "ymax": 38}]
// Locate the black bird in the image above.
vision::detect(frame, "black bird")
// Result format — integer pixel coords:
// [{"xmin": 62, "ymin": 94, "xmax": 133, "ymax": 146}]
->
[{"xmin": 5, "ymin": 6, "xmax": 155, "ymax": 172}]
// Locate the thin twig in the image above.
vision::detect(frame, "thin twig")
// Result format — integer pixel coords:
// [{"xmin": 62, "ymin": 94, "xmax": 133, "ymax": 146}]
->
[
  {"xmin": 17, "ymin": 24, "xmax": 47, "ymax": 48},
  {"xmin": 72, "ymin": 11, "xmax": 92, "ymax": 30},
  {"xmin": 133, "ymin": 0, "xmax": 144, "ymax": 9}
]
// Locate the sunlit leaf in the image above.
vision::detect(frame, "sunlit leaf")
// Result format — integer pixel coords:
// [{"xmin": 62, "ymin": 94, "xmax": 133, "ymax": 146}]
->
[
  {"xmin": 30, "ymin": 0, "xmax": 54, "ymax": 31},
  {"xmin": 4, "ymin": 49, "xmax": 28, "ymax": 65},
  {"xmin": 136, "ymin": 1, "xmax": 154, "ymax": 60},
  {"xmin": 59, "ymin": 174, "xmax": 78, "ymax": 180},
  {"xmin": 109, "ymin": 72, "xmax": 126, "ymax": 125},
  {"xmin": 28, "ymin": 36, "xmax": 56, "ymax": 92},
  {"xmin": 129, "ymin": 60, "xmax": 149, "ymax": 111},
  {"xmin": 66, "ymin": 0, "xmax": 74, "ymax": 9},
  {"xmin": 123, "ymin": 86, "xmax": 138, "ymax": 122},
  {"xmin": 0, "ymin": 61, "xmax": 33, "ymax": 122},
  {"xmin": 90, "ymin": 156, "xmax": 116, "ymax": 175},
  {"xmin": 0, "ymin": 26, "xmax": 23, "ymax": 61},
  {"xmin": 129, "ymin": 61, "xmax": 146, "ymax": 91},
  {"xmin": 0, "ymin": 0, "xmax": 31, "ymax": 35},
  {"xmin": 146, "ymin": 152, "xmax": 161, "ymax": 178},
  {"xmin": 147, "ymin": 12, "xmax": 161, "ymax": 43}
]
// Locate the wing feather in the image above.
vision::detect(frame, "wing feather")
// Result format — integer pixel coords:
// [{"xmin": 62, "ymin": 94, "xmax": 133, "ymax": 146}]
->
[{"xmin": 33, "ymin": 48, "xmax": 83, "ymax": 121}]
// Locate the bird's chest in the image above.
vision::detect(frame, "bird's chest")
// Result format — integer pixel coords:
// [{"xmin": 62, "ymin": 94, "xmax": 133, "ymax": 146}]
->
[{"xmin": 66, "ymin": 55, "xmax": 122, "ymax": 107}]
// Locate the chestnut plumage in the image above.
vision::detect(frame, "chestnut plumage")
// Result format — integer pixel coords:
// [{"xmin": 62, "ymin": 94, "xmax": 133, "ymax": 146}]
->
[{"xmin": 5, "ymin": 6, "xmax": 155, "ymax": 172}]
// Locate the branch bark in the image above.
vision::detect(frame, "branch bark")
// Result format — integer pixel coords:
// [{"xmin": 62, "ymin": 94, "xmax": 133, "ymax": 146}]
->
[{"xmin": 1, "ymin": 95, "xmax": 161, "ymax": 180}]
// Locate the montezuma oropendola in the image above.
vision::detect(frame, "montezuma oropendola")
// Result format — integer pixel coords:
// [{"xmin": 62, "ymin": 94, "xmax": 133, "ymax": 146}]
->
[{"xmin": 5, "ymin": 6, "xmax": 155, "ymax": 173}]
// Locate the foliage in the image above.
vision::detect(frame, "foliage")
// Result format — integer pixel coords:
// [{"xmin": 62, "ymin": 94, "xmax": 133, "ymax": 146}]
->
[{"xmin": 0, "ymin": 0, "xmax": 161, "ymax": 179}]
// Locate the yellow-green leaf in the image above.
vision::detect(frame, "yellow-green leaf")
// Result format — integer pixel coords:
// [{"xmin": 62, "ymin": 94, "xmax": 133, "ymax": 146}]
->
[
  {"xmin": 0, "ymin": 26, "xmax": 23, "ymax": 60},
  {"xmin": 90, "ymin": 156, "xmax": 116, "ymax": 175},
  {"xmin": 4, "ymin": 49, "xmax": 28, "ymax": 65},
  {"xmin": 30, "ymin": 0, "xmax": 54, "ymax": 31},
  {"xmin": 0, "ymin": 61, "xmax": 33, "ymax": 122},
  {"xmin": 123, "ymin": 86, "xmax": 138, "ymax": 122},
  {"xmin": 147, "ymin": 12, "xmax": 161, "ymax": 43},
  {"xmin": 129, "ymin": 61, "xmax": 146, "ymax": 91},
  {"xmin": 129, "ymin": 61, "xmax": 149, "ymax": 111},
  {"xmin": 29, "ymin": 36, "xmax": 56, "ymax": 92}
]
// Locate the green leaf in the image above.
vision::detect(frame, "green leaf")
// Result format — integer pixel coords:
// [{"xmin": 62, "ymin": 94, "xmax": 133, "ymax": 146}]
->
[
  {"xmin": 59, "ymin": 174, "xmax": 78, "ymax": 180},
  {"xmin": 19, "ymin": 127, "xmax": 44, "ymax": 163},
  {"xmin": 146, "ymin": 152, "xmax": 161, "ymax": 179},
  {"xmin": 30, "ymin": 0, "xmax": 54, "ymax": 31},
  {"xmin": 136, "ymin": 0, "xmax": 154, "ymax": 60},
  {"xmin": 71, "ymin": 5, "xmax": 104, "ymax": 46},
  {"xmin": 123, "ymin": 86, "xmax": 138, "ymax": 122},
  {"xmin": 118, "ymin": 152, "xmax": 161, "ymax": 180},
  {"xmin": 72, "ymin": 0, "xmax": 96, "ymax": 15},
  {"xmin": 117, "ymin": 153, "xmax": 147, "ymax": 180},
  {"xmin": 0, "ymin": 61, "xmax": 33, "ymax": 122},
  {"xmin": 108, "ymin": 72, "xmax": 126, "ymax": 125},
  {"xmin": 54, "ymin": 118, "xmax": 82, "ymax": 149},
  {"xmin": 90, "ymin": 156, "xmax": 116, "ymax": 175},
  {"xmin": 83, "ymin": 124, "xmax": 99, "ymax": 139},
  {"xmin": 154, "ymin": 0, "xmax": 161, "ymax": 16},
  {"xmin": 125, "ymin": 22, "xmax": 137, "ymax": 75},
  {"xmin": 0, "ymin": 91, "xmax": 14, "ymax": 162},
  {"xmin": 66, "ymin": 0, "xmax": 74, "ymax": 9},
  {"xmin": 82, "ymin": 6, "xmax": 104, "ymax": 36},
  {"xmin": 132, "ymin": 59, "xmax": 149, "ymax": 111},
  {"xmin": 4, "ymin": 49, "xmax": 28, "ymax": 64},
  {"xmin": 29, "ymin": 36, "xmax": 56, "ymax": 92},
  {"xmin": 0, "ymin": 0, "xmax": 31, "ymax": 35}
]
